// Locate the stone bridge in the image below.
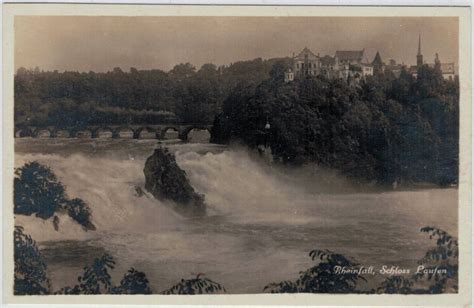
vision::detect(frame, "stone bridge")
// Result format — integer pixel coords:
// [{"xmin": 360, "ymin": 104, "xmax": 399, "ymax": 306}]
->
[{"xmin": 14, "ymin": 124, "xmax": 214, "ymax": 141}]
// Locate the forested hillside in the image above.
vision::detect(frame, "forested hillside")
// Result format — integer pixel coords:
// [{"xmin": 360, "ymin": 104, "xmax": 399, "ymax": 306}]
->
[
  {"xmin": 14, "ymin": 57, "xmax": 291, "ymax": 127},
  {"xmin": 212, "ymin": 62, "xmax": 459, "ymax": 185},
  {"xmin": 15, "ymin": 58, "xmax": 459, "ymax": 185}
]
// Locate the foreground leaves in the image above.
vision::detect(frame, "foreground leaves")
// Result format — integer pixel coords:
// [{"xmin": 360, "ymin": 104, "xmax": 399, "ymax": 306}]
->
[
  {"xmin": 14, "ymin": 226, "xmax": 50, "ymax": 295},
  {"xmin": 162, "ymin": 274, "xmax": 226, "ymax": 295}
]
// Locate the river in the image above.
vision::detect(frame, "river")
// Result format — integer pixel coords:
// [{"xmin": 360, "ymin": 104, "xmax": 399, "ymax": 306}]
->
[{"xmin": 14, "ymin": 136, "xmax": 458, "ymax": 293}]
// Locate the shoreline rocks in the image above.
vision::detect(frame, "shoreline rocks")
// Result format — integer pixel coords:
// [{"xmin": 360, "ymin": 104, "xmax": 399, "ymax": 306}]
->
[{"xmin": 144, "ymin": 147, "xmax": 206, "ymax": 216}]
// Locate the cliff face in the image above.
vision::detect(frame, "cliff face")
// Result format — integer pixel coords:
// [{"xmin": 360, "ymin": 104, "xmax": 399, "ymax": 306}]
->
[{"xmin": 144, "ymin": 148, "xmax": 206, "ymax": 215}]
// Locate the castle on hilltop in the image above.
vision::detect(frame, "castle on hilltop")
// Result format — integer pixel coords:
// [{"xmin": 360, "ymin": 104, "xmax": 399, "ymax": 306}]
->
[
  {"xmin": 285, "ymin": 47, "xmax": 374, "ymax": 82},
  {"xmin": 284, "ymin": 35, "xmax": 456, "ymax": 82}
]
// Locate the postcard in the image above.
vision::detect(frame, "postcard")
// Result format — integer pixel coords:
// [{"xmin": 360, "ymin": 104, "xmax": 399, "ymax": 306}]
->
[{"xmin": 2, "ymin": 3, "xmax": 471, "ymax": 306}]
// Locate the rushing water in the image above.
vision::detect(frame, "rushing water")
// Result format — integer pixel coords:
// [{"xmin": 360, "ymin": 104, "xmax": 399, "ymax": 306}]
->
[{"xmin": 14, "ymin": 137, "xmax": 458, "ymax": 293}]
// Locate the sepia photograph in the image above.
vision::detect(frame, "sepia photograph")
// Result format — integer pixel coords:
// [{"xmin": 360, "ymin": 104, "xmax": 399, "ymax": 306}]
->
[{"xmin": 2, "ymin": 4, "xmax": 472, "ymax": 306}]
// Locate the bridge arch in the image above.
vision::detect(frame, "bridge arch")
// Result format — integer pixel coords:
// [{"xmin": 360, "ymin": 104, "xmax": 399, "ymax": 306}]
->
[
  {"xmin": 92, "ymin": 127, "xmax": 115, "ymax": 138},
  {"xmin": 161, "ymin": 127, "xmax": 180, "ymax": 140},
  {"xmin": 51, "ymin": 128, "xmax": 70, "ymax": 138},
  {"xmin": 135, "ymin": 127, "xmax": 158, "ymax": 139},
  {"xmin": 179, "ymin": 126, "xmax": 213, "ymax": 142},
  {"xmin": 71, "ymin": 128, "xmax": 93, "ymax": 138},
  {"xmin": 32, "ymin": 128, "xmax": 52, "ymax": 138},
  {"xmin": 115, "ymin": 126, "xmax": 135, "ymax": 139},
  {"xmin": 15, "ymin": 128, "xmax": 33, "ymax": 138}
]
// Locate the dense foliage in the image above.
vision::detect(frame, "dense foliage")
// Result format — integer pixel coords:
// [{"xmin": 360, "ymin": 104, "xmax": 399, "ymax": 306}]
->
[
  {"xmin": 14, "ymin": 228, "xmax": 219, "ymax": 295},
  {"xmin": 377, "ymin": 226, "xmax": 458, "ymax": 294},
  {"xmin": 14, "ymin": 162, "xmax": 95, "ymax": 230},
  {"xmin": 63, "ymin": 198, "xmax": 95, "ymax": 231},
  {"xmin": 14, "ymin": 226, "xmax": 51, "ymax": 295},
  {"xmin": 56, "ymin": 254, "xmax": 116, "ymax": 294},
  {"xmin": 212, "ymin": 64, "xmax": 459, "ymax": 185},
  {"xmin": 15, "ymin": 58, "xmax": 291, "ymax": 127},
  {"xmin": 264, "ymin": 226, "xmax": 458, "ymax": 294},
  {"xmin": 112, "ymin": 268, "xmax": 153, "ymax": 295},
  {"xmin": 56, "ymin": 254, "xmax": 152, "ymax": 295},
  {"xmin": 162, "ymin": 275, "xmax": 226, "ymax": 295},
  {"xmin": 15, "ymin": 226, "xmax": 152, "ymax": 295},
  {"xmin": 411, "ymin": 226, "xmax": 458, "ymax": 293}
]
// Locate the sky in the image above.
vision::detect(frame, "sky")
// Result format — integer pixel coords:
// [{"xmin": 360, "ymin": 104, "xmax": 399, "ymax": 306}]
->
[{"xmin": 15, "ymin": 16, "xmax": 458, "ymax": 73}]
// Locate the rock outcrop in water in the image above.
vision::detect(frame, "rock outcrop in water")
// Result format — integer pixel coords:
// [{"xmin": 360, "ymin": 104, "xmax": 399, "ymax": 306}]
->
[{"xmin": 144, "ymin": 147, "xmax": 206, "ymax": 215}]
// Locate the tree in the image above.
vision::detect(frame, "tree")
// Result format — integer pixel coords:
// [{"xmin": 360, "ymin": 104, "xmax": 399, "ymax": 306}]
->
[
  {"xmin": 75, "ymin": 254, "xmax": 116, "ymax": 294},
  {"xmin": 412, "ymin": 65, "xmax": 445, "ymax": 99},
  {"xmin": 415, "ymin": 226, "xmax": 458, "ymax": 293},
  {"xmin": 64, "ymin": 198, "xmax": 96, "ymax": 230},
  {"xmin": 174, "ymin": 67, "xmax": 222, "ymax": 123},
  {"xmin": 169, "ymin": 63, "xmax": 196, "ymax": 81},
  {"xmin": 14, "ymin": 162, "xmax": 66, "ymax": 219},
  {"xmin": 162, "ymin": 274, "xmax": 226, "ymax": 294},
  {"xmin": 377, "ymin": 226, "xmax": 458, "ymax": 294},
  {"xmin": 57, "ymin": 254, "xmax": 114, "ymax": 294},
  {"xmin": 13, "ymin": 227, "xmax": 153, "ymax": 296},
  {"xmin": 269, "ymin": 59, "xmax": 289, "ymax": 83},
  {"xmin": 14, "ymin": 226, "xmax": 51, "ymax": 295},
  {"xmin": 14, "ymin": 161, "xmax": 95, "ymax": 230},
  {"xmin": 111, "ymin": 268, "xmax": 152, "ymax": 294},
  {"xmin": 377, "ymin": 276, "xmax": 414, "ymax": 294},
  {"xmin": 197, "ymin": 63, "xmax": 218, "ymax": 77}
]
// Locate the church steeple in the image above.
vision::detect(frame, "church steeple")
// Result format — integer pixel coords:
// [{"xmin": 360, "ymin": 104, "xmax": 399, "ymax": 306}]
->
[
  {"xmin": 416, "ymin": 34, "xmax": 423, "ymax": 67},
  {"xmin": 417, "ymin": 34, "xmax": 421, "ymax": 55}
]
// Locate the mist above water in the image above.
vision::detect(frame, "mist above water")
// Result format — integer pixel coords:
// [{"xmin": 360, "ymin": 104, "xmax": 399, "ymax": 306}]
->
[{"xmin": 14, "ymin": 144, "xmax": 370, "ymax": 235}]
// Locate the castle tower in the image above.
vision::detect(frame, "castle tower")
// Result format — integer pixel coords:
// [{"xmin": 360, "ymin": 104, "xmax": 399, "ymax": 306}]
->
[
  {"xmin": 372, "ymin": 51, "xmax": 384, "ymax": 74},
  {"xmin": 434, "ymin": 53, "xmax": 441, "ymax": 71},
  {"xmin": 416, "ymin": 34, "xmax": 423, "ymax": 67}
]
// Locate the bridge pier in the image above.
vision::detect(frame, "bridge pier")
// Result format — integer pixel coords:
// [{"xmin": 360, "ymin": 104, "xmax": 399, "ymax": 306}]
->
[
  {"xmin": 178, "ymin": 131, "xmax": 188, "ymax": 141},
  {"xmin": 132, "ymin": 130, "xmax": 141, "ymax": 139}
]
